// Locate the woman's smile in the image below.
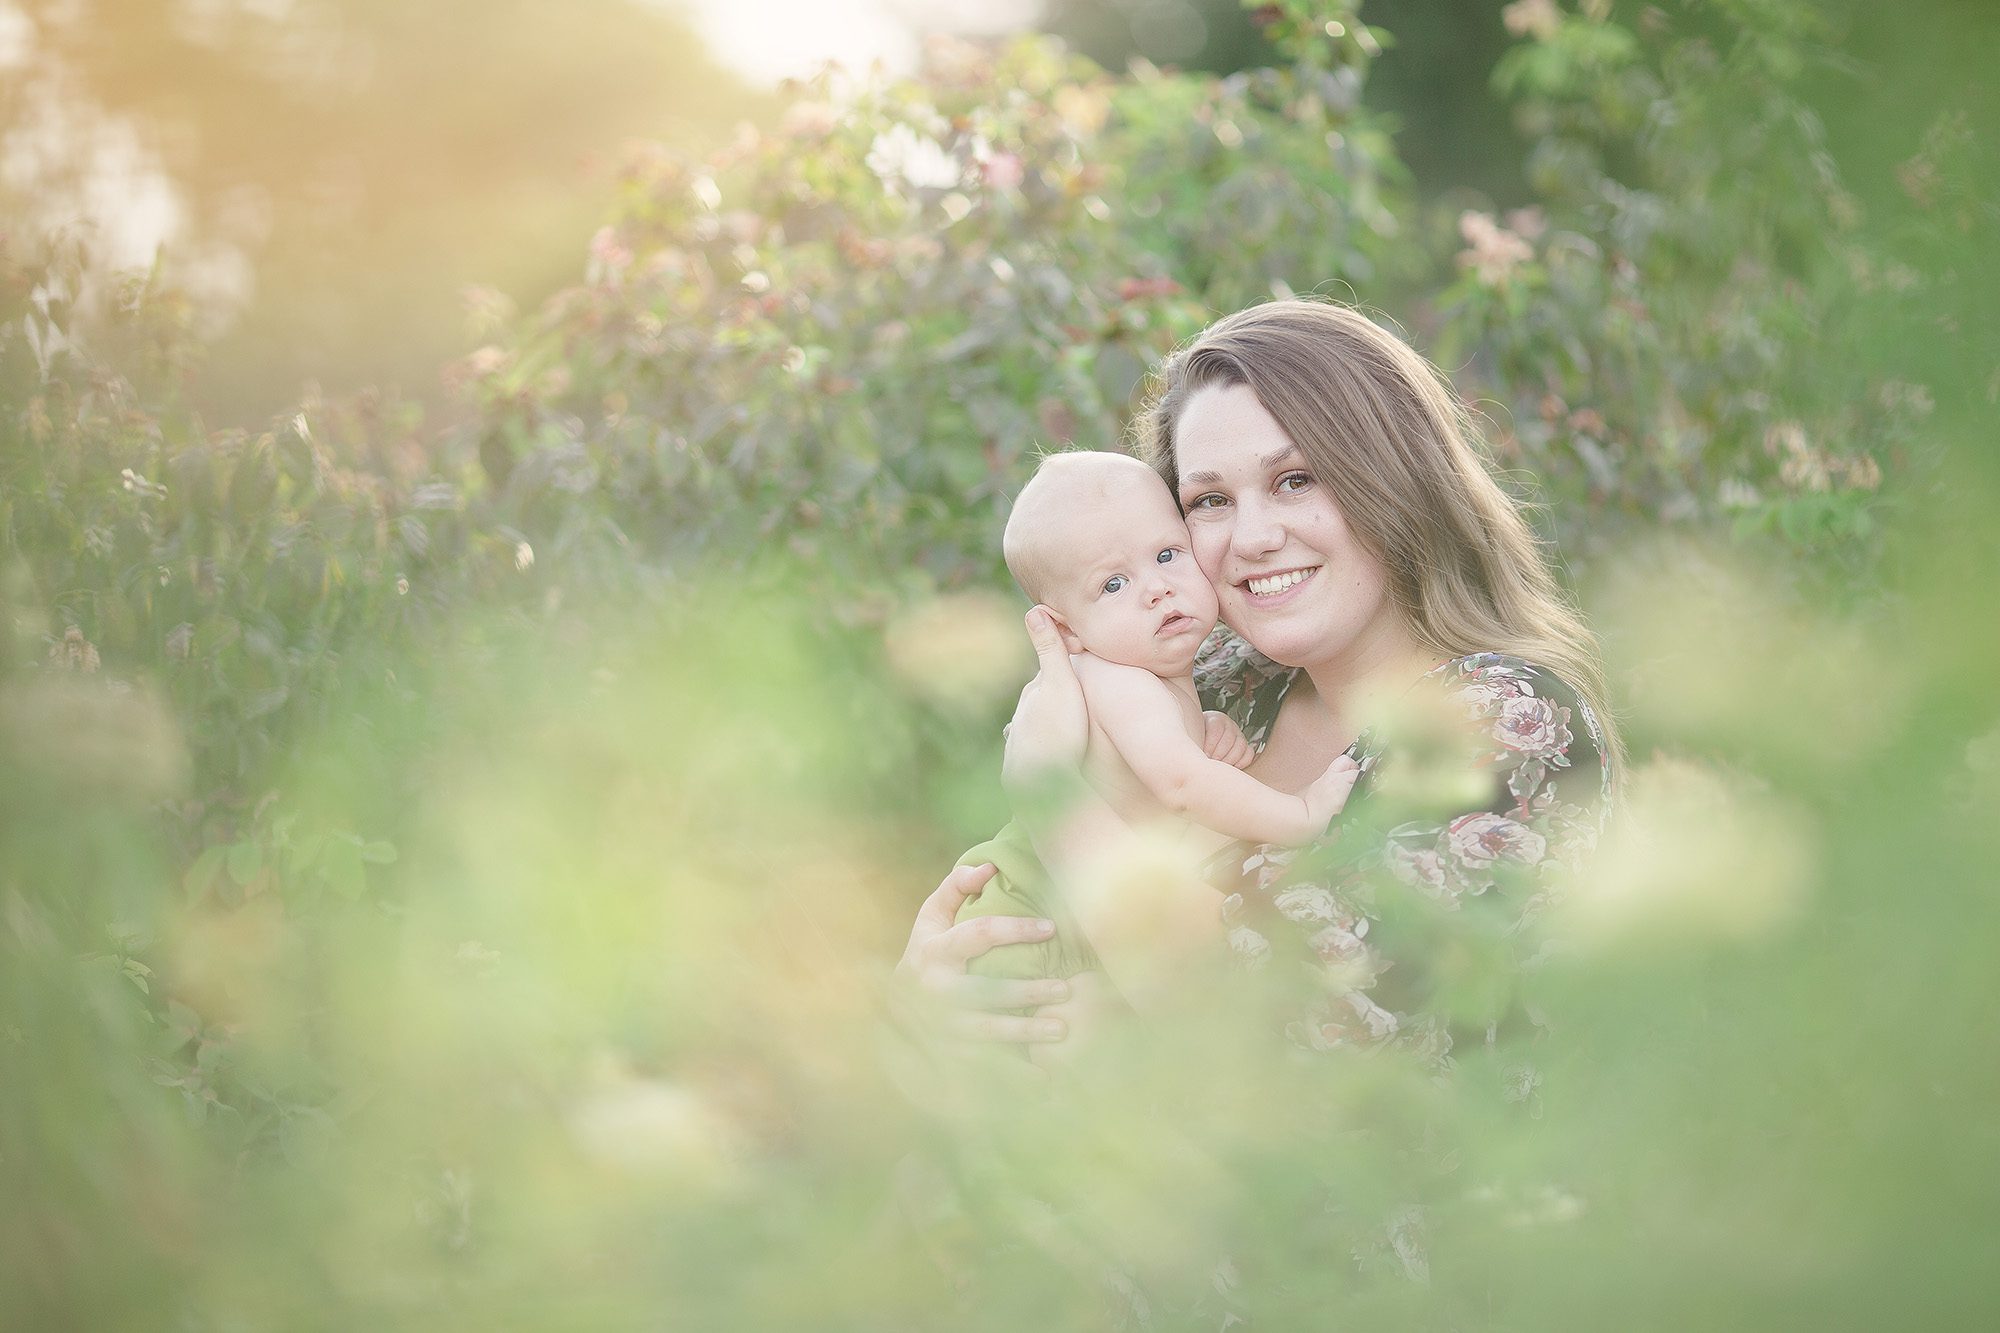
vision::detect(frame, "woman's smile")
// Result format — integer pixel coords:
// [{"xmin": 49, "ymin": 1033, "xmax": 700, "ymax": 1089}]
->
[{"xmin": 1240, "ymin": 565, "xmax": 1322, "ymax": 601}]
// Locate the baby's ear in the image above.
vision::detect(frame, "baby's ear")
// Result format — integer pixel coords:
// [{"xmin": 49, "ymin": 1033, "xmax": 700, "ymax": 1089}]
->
[{"xmin": 1045, "ymin": 610, "xmax": 1085, "ymax": 656}]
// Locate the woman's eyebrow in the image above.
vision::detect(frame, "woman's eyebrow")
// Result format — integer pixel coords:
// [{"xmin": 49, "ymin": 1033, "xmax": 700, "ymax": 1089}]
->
[{"xmin": 1179, "ymin": 446, "xmax": 1300, "ymax": 489}]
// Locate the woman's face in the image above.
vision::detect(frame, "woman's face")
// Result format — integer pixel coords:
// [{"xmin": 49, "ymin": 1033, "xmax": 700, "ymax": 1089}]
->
[{"xmin": 1172, "ymin": 382, "xmax": 1399, "ymax": 672}]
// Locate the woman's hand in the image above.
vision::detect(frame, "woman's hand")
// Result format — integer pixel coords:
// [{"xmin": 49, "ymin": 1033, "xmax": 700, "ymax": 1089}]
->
[
  {"xmin": 1000, "ymin": 606, "xmax": 1088, "ymax": 801},
  {"xmin": 891, "ymin": 863, "xmax": 1073, "ymax": 1045},
  {"xmin": 1025, "ymin": 969, "xmax": 1126, "ymax": 1069}
]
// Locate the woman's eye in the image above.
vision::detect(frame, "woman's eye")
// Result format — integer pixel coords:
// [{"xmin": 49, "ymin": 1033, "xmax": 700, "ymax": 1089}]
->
[
  {"xmin": 1185, "ymin": 493, "xmax": 1226, "ymax": 511},
  {"xmin": 1102, "ymin": 575, "xmax": 1128, "ymax": 594},
  {"xmin": 1155, "ymin": 548, "xmax": 1177, "ymax": 564},
  {"xmin": 1277, "ymin": 471, "xmax": 1314, "ymax": 494}
]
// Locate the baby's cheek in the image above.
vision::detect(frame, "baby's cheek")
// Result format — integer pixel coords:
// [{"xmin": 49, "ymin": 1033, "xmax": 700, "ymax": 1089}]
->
[{"xmin": 1191, "ymin": 532, "xmax": 1229, "ymax": 583}]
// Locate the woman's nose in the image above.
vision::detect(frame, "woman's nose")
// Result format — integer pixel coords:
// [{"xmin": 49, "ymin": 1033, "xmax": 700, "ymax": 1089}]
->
[{"xmin": 1231, "ymin": 498, "xmax": 1285, "ymax": 558}]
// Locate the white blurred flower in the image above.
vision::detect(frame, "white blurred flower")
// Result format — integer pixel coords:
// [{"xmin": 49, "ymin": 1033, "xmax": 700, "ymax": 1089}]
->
[
  {"xmin": 569, "ymin": 1069, "xmax": 744, "ymax": 1183},
  {"xmin": 1717, "ymin": 478, "xmax": 1763, "ymax": 510},
  {"xmin": 1960, "ymin": 727, "xmax": 2000, "ymax": 816},
  {"xmin": 120, "ymin": 466, "xmax": 168, "ymax": 499},
  {"xmin": 866, "ymin": 124, "xmax": 961, "ymax": 192},
  {"xmin": 1559, "ymin": 756, "xmax": 1814, "ymax": 950},
  {"xmin": 1053, "ymin": 83, "xmax": 1111, "ymax": 137},
  {"xmin": 883, "ymin": 590, "xmax": 1026, "ymax": 709},
  {"xmin": 779, "ymin": 100, "xmax": 841, "ymax": 137}
]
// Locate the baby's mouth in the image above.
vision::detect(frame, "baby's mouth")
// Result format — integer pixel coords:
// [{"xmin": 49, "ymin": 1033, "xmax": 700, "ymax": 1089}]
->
[
  {"xmin": 1241, "ymin": 566, "xmax": 1321, "ymax": 598},
  {"xmin": 1156, "ymin": 612, "xmax": 1197, "ymax": 637}
]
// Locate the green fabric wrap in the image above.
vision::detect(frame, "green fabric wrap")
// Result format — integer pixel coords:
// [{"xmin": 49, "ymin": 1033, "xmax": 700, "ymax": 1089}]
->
[{"xmin": 952, "ymin": 820, "xmax": 1099, "ymax": 982}]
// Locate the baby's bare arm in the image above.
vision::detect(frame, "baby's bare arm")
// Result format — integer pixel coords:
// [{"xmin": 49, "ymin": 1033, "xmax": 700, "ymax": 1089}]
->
[{"xmin": 1079, "ymin": 662, "xmax": 1352, "ymax": 847}]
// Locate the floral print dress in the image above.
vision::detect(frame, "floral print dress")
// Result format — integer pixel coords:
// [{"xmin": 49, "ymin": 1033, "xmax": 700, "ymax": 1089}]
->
[{"xmin": 1192, "ymin": 631, "xmax": 1615, "ymax": 1065}]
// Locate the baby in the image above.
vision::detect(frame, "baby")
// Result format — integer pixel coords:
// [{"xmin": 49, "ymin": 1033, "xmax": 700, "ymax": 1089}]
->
[{"xmin": 954, "ymin": 450, "xmax": 1359, "ymax": 982}]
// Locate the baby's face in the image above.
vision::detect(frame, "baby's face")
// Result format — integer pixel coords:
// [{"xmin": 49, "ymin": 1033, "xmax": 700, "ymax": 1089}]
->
[{"xmin": 1044, "ymin": 479, "xmax": 1218, "ymax": 675}]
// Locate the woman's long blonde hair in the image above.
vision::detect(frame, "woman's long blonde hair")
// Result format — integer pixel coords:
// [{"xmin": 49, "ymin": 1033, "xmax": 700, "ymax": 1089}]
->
[{"xmin": 1136, "ymin": 298, "xmax": 1623, "ymax": 770}]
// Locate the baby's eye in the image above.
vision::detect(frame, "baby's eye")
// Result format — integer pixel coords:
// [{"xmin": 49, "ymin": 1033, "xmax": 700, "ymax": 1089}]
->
[
  {"xmin": 1102, "ymin": 574, "xmax": 1128, "ymax": 594},
  {"xmin": 1277, "ymin": 471, "xmax": 1314, "ymax": 494},
  {"xmin": 1155, "ymin": 548, "xmax": 1177, "ymax": 564}
]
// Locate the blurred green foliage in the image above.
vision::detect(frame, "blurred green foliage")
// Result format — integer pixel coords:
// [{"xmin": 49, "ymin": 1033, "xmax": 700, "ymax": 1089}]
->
[
  {"xmin": 0, "ymin": 0, "xmax": 751, "ymax": 419},
  {"xmin": 3, "ymin": 0, "xmax": 1997, "ymax": 1326}
]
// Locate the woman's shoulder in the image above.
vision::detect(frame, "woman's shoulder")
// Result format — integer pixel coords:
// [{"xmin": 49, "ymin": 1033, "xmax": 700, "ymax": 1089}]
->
[
  {"xmin": 1422, "ymin": 649, "xmax": 1614, "ymax": 807},
  {"xmin": 1193, "ymin": 628, "xmax": 1303, "ymax": 745},
  {"xmin": 1433, "ymin": 650, "xmax": 1580, "ymax": 699}
]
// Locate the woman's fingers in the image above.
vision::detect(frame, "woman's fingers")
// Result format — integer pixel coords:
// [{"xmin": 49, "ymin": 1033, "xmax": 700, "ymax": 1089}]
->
[
  {"xmin": 940, "ymin": 1008, "xmax": 1068, "ymax": 1044},
  {"xmin": 927, "ymin": 912, "xmax": 1056, "ymax": 966},
  {"xmin": 913, "ymin": 862, "xmax": 996, "ymax": 933},
  {"xmin": 931, "ymin": 972, "xmax": 1072, "ymax": 1010},
  {"xmin": 1023, "ymin": 604, "xmax": 1070, "ymax": 667},
  {"xmin": 893, "ymin": 864, "xmax": 1073, "ymax": 1047}
]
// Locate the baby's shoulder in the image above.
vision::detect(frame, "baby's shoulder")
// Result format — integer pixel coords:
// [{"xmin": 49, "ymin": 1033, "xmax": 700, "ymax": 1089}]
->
[{"xmin": 1071, "ymin": 653, "xmax": 1173, "ymax": 705}]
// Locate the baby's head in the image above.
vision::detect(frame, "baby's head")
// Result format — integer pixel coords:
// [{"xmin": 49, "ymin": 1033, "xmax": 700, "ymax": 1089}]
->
[{"xmin": 1003, "ymin": 450, "xmax": 1218, "ymax": 675}]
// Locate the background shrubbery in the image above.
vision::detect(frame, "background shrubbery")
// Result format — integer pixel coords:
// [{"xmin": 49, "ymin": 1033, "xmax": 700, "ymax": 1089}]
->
[{"xmin": 3, "ymin": 1, "xmax": 1997, "ymax": 1327}]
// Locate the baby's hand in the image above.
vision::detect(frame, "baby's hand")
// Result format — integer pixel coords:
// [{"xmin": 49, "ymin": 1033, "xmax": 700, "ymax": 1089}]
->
[
  {"xmin": 1200, "ymin": 711, "xmax": 1255, "ymax": 770},
  {"xmin": 1301, "ymin": 753, "xmax": 1362, "ymax": 831}
]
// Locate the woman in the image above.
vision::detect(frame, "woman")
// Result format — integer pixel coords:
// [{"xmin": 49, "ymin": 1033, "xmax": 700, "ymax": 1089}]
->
[{"xmin": 896, "ymin": 300, "xmax": 1619, "ymax": 1056}]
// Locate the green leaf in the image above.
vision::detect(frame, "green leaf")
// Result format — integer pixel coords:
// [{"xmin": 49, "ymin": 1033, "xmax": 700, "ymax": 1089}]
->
[
  {"xmin": 226, "ymin": 841, "xmax": 262, "ymax": 887},
  {"xmin": 324, "ymin": 838, "xmax": 366, "ymax": 902},
  {"xmin": 186, "ymin": 844, "xmax": 230, "ymax": 895}
]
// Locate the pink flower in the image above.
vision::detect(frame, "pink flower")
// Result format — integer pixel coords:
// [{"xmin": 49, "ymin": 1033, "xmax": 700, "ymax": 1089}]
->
[
  {"xmin": 980, "ymin": 150, "xmax": 1025, "ymax": 192},
  {"xmin": 1447, "ymin": 812, "xmax": 1547, "ymax": 872},
  {"xmin": 1502, "ymin": 0, "xmax": 1561, "ymax": 41},
  {"xmin": 1493, "ymin": 695, "xmax": 1573, "ymax": 760},
  {"xmin": 1456, "ymin": 210, "xmax": 1534, "ymax": 287}
]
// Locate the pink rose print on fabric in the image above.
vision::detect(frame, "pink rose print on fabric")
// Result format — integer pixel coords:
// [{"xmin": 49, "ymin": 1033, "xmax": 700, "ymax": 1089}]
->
[
  {"xmin": 1492, "ymin": 694, "xmax": 1574, "ymax": 761},
  {"xmin": 1272, "ymin": 885, "xmax": 1340, "ymax": 925},
  {"xmin": 1447, "ymin": 811, "xmax": 1548, "ymax": 880},
  {"xmin": 1458, "ymin": 673, "xmax": 1528, "ymax": 715},
  {"xmin": 1385, "ymin": 839, "xmax": 1451, "ymax": 897}
]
